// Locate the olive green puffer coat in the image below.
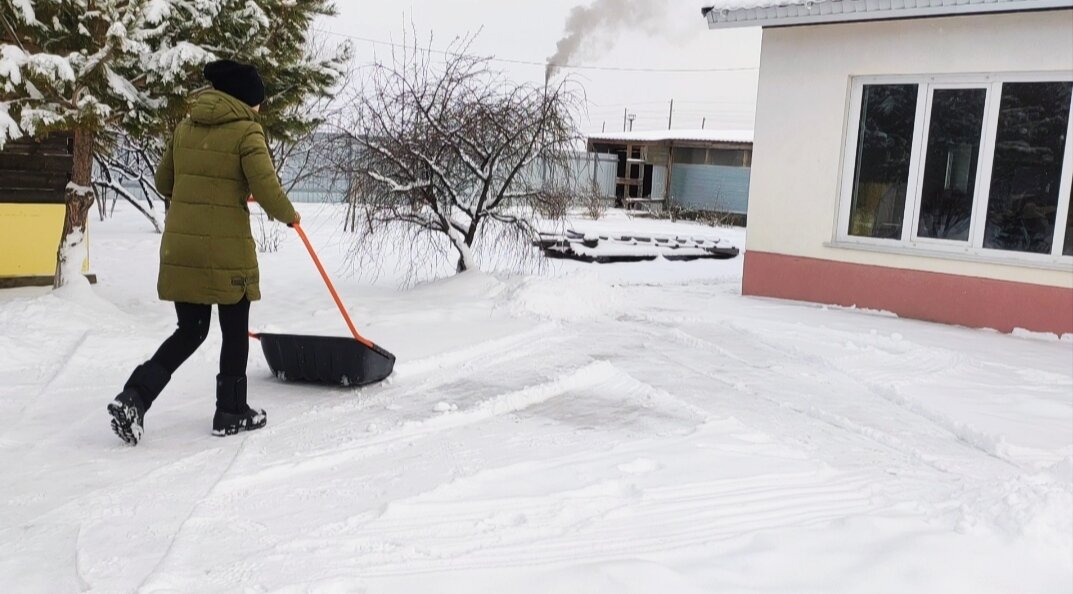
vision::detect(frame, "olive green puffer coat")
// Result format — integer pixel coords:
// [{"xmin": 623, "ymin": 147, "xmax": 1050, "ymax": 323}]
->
[{"xmin": 154, "ymin": 90, "xmax": 296, "ymax": 304}]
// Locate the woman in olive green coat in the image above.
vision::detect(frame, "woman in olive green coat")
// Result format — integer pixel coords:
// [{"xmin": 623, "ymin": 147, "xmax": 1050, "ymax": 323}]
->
[{"xmin": 107, "ymin": 60, "xmax": 300, "ymax": 446}]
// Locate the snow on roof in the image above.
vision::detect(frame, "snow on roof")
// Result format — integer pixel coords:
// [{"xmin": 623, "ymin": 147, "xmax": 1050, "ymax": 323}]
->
[
  {"xmin": 702, "ymin": 0, "xmax": 1069, "ymax": 29},
  {"xmin": 704, "ymin": 0, "xmax": 817, "ymax": 10},
  {"xmin": 587, "ymin": 129, "xmax": 753, "ymax": 145}
]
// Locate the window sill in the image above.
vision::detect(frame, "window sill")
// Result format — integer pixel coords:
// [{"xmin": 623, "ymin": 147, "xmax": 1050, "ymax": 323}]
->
[{"xmin": 824, "ymin": 240, "xmax": 1073, "ymax": 272}]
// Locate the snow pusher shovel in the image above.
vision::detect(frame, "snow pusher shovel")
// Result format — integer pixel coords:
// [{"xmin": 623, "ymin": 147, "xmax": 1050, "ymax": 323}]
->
[{"xmin": 250, "ymin": 224, "xmax": 395, "ymax": 387}]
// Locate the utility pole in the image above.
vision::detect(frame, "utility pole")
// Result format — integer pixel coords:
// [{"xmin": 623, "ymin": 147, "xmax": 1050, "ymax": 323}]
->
[
  {"xmin": 601, "ymin": 121, "xmax": 606, "ymax": 132},
  {"xmin": 701, "ymin": 117, "xmax": 706, "ymax": 130},
  {"xmin": 667, "ymin": 99, "xmax": 674, "ymax": 130},
  {"xmin": 623, "ymin": 108, "xmax": 628, "ymax": 132}
]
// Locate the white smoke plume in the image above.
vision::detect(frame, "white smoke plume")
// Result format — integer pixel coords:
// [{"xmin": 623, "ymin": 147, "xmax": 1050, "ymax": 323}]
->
[{"xmin": 546, "ymin": 0, "xmax": 666, "ymax": 81}]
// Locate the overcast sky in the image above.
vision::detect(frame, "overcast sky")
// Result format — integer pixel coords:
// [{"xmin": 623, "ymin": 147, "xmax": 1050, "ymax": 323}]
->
[{"xmin": 320, "ymin": 1, "xmax": 761, "ymax": 133}]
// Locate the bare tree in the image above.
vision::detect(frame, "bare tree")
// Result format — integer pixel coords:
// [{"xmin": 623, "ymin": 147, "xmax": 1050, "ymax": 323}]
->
[
  {"xmin": 268, "ymin": 40, "xmax": 355, "ymax": 201},
  {"xmin": 339, "ymin": 33, "xmax": 583, "ymax": 275},
  {"xmin": 252, "ymin": 210, "xmax": 285, "ymax": 253},
  {"xmin": 92, "ymin": 135, "xmax": 167, "ymax": 232}
]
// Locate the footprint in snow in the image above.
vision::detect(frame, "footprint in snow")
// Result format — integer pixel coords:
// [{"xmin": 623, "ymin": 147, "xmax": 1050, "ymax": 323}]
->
[
  {"xmin": 617, "ymin": 458, "xmax": 660, "ymax": 475},
  {"xmin": 433, "ymin": 401, "xmax": 459, "ymax": 413}
]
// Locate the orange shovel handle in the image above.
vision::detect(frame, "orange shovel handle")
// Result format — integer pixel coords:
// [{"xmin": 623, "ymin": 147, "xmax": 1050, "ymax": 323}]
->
[{"xmin": 292, "ymin": 223, "xmax": 376, "ymax": 349}]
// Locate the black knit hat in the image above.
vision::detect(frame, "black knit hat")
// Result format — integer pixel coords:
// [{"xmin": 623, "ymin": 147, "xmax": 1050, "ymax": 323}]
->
[{"xmin": 203, "ymin": 60, "xmax": 265, "ymax": 107}]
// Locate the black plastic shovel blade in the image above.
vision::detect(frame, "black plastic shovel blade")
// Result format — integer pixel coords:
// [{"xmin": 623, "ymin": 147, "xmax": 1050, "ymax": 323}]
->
[{"xmin": 257, "ymin": 333, "xmax": 395, "ymax": 387}]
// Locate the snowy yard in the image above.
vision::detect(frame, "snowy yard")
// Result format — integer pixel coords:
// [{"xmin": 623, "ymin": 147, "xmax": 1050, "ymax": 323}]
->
[{"xmin": 1, "ymin": 205, "xmax": 1071, "ymax": 593}]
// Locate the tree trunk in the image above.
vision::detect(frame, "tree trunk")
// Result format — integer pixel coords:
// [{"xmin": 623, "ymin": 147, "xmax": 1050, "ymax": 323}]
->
[
  {"xmin": 451, "ymin": 224, "xmax": 477, "ymax": 274},
  {"xmin": 54, "ymin": 129, "xmax": 96, "ymax": 288},
  {"xmin": 455, "ymin": 238, "xmax": 470, "ymax": 273}
]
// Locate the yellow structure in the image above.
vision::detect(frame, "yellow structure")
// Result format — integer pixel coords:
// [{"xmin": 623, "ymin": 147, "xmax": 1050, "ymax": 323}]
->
[{"xmin": 0, "ymin": 203, "xmax": 90, "ymax": 286}]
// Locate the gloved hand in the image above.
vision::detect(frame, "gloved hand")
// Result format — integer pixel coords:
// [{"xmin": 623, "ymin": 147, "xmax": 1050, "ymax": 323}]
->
[{"xmin": 288, "ymin": 212, "xmax": 301, "ymax": 228}]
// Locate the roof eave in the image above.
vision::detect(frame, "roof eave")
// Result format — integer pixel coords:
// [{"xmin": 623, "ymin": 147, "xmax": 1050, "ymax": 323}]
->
[
  {"xmin": 589, "ymin": 138, "xmax": 754, "ymax": 146},
  {"xmin": 704, "ymin": 0, "xmax": 1072, "ymax": 29}
]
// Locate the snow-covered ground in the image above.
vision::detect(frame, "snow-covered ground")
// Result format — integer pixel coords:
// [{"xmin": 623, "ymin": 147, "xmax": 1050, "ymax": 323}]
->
[{"xmin": 1, "ymin": 205, "xmax": 1071, "ymax": 593}]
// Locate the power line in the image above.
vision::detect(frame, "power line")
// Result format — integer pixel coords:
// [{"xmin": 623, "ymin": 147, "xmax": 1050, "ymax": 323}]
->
[{"xmin": 314, "ymin": 28, "xmax": 759, "ymax": 74}]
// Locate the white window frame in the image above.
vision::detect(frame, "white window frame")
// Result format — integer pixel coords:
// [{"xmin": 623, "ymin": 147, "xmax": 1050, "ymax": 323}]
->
[
  {"xmin": 909, "ymin": 81, "xmax": 993, "ymax": 248},
  {"xmin": 835, "ymin": 72, "xmax": 1073, "ymax": 267},
  {"xmin": 1052, "ymin": 92, "xmax": 1073, "ymax": 258}
]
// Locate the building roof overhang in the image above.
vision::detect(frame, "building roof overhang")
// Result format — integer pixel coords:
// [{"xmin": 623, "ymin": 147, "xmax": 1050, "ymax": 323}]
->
[{"xmin": 702, "ymin": 0, "xmax": 1071, "ymax": 29}]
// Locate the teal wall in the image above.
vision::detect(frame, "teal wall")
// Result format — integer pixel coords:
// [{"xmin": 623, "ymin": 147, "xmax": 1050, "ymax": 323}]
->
[{"xmin": 670, "ymin": 164, "xmax": 751, "ymax": 214}]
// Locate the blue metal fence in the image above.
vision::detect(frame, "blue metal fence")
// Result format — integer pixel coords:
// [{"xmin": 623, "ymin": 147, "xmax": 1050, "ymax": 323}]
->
[{"xmin": 670, "ymin": 164, "xmax": 751, "ymax": 214}]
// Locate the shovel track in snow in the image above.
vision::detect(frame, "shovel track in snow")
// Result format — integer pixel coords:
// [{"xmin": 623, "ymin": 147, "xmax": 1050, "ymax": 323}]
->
[
  {"xmin": 648, "ymin": 322, "xmax": 1022, "ymax": 476},
  {"xmin": 264, "ymin": 471, "xmax": 876, "ymax": 576},
  {"xmin": 220, "ymin": 359, "xmax": 621, "ymax": 486}
]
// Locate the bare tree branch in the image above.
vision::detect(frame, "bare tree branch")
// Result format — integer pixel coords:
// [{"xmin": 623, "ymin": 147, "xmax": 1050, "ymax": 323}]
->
[
  {"xmin": 92, "ymin": 153, "xmax": 164, "ymax": 233},
  {"xmin": 333, "ymin": 30, "xmax": 584, "ymax": 277}
]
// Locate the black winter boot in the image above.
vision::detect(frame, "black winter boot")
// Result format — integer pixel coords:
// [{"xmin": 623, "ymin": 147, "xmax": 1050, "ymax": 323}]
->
[
  {"xmin": 212, "ymin": 375, "xmax": 267, "ymax": 437},
  {"xmin": 107, "ymin": 361, "xmax": 171, "ymax": 446},
  {"xmin": 107, "ymin": 390, "xmax": 146, "ymax": 446}
]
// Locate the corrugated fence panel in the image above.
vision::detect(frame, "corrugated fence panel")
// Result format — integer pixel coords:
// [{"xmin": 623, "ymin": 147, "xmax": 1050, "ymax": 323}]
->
[
  {"xmin": 281, "ymin": 151, "xmax": 619, "ymax": 203},
  {"xmin": 670, "ymin": 164, "xmax": 751, "ymax": 214},
  {"xmin": 518, "ymin": 153, "xmax": 618, "ymax": 198},
  {"xmin": 650, "ymin": 166, "xmax": 667, "ymax": 200},
  {"xmin": 595, "ymin": 157, "xmax": 617, "ymax": 198}
]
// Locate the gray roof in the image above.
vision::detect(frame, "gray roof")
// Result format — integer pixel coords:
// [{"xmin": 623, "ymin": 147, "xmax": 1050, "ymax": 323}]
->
[{"xmin": 702, "ymin": 0, "xmax": 1071, "ymax": 29}]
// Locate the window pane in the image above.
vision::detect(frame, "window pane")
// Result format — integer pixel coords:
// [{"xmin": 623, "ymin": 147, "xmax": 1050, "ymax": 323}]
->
[
  {"xmin": 707, "ymin": 149, "xmax": 745, "ymax": 166},
  {"xmin": 917, "ymin": 88, "xmax": 988, "ymax": 241},
  {"xmin": 848, "ymin": 84, "xmax": 918, "ymax": 239},
  {"xmin": 672, "ymin": 148, "xmax": 706, "ymax": 165},
  {"xmin": 983, "ymin": 82, "xmax": 1073, "ymax": 254},
  {"xmin": 1065, "ymin": 188, "xmax": 1073, "ymax": 256}
]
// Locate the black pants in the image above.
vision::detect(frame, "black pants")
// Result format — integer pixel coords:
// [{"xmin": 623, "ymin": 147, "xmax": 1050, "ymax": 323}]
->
[{"xmin": 150, "ymin": 298, "xmax": 250, "ymax": 377}]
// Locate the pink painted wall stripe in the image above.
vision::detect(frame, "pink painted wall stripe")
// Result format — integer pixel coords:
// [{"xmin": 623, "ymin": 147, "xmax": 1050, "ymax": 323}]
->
[{"xmin": 742, "ymin": 251, "xmax": 1073, "ymax": 335}]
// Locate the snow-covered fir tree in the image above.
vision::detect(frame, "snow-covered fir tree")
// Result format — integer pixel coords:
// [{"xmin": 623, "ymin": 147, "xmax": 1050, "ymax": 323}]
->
[{"xmin": 0, "ymin": 0, "xmax": 346, "ymax": 285}]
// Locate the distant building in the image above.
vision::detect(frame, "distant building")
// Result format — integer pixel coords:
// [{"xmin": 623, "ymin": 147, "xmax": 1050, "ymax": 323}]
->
[
  {"xmin": 703, "ymin": 0, "xmax": 1073, "ymax": 334},
  {"xmin": 586, "ymin": 129, "xmax": 753, "ymax": 217}
]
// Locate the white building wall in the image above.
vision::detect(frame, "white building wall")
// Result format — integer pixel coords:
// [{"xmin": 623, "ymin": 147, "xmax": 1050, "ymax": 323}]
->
[{"xmin": 748, "ymin": 10, "xmax": 1073, "ymax": 288}]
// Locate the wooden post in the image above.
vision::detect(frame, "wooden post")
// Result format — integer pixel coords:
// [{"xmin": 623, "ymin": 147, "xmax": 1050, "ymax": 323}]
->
[{"xmin": 665, "ymin": 140, "xmax": 674, "ymax": 211}]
